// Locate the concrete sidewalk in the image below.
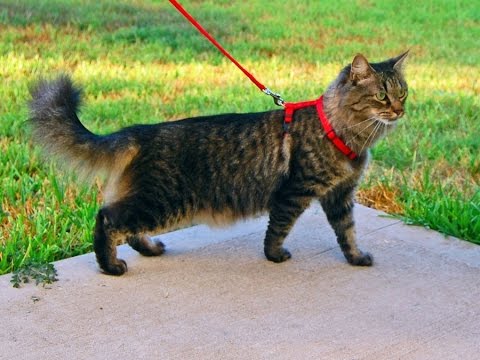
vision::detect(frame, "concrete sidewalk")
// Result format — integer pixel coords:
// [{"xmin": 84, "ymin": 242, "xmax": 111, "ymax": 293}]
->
[{"xmin": 1, "ymin": 203, "xmax": 479, "ymax": 360}]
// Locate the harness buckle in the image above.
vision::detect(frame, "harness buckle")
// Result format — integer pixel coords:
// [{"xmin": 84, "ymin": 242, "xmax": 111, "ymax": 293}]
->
[{"xmin": 263, "ymin": 88, "xmax": 285, "ymax": 107}]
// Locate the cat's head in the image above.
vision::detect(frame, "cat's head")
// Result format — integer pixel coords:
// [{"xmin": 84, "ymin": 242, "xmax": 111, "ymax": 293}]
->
[{"xmin": 337, "ymin": 51, "xmax": 409, "ymax": 125}]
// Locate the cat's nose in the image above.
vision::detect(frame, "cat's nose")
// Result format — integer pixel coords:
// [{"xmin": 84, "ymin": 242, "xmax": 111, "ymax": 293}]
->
[
  {"xmin": 393, "ymin": 109, "xmax": 404, "ymax": 118},
  {"xmin": 391, "ymin": 101, "xmax": 404, "ymax": 119}
]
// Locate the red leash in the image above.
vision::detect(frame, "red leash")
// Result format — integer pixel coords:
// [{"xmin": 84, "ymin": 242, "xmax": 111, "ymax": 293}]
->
[
  {"xmin": 169, "ymin": 0, "xmax": 357, "ymax": 160},
  {"xmin": 168, "ymin": 0, "xmax": 284, "ymax": 106}
]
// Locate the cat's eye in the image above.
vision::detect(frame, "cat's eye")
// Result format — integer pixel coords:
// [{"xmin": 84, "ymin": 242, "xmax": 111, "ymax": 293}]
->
[
  {"xmin": 375, "ymin": 91, "xmax": 386, "ymax": 101},
  {"xmin": 399, "ymin": 88, "xmax": 408, "ymax": 98}
]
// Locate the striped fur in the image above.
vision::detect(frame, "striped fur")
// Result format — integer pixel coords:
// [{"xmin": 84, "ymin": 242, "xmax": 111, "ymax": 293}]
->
[{"xmin": 29, "ymin": 53, "xmax": 408, "ymax": 275}]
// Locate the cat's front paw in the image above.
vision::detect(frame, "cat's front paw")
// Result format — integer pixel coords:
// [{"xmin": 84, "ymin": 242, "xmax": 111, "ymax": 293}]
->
[
  {"xmin": 347, "ymin": 251, "xmax": 373, "ymax": 266},
  {"xmin": 101, "ymin": 259, "xmax": 128, "ymax": 275},
  {"xmin": 265, "ymin": 247, "xmax": 292, "ymax": 263}
]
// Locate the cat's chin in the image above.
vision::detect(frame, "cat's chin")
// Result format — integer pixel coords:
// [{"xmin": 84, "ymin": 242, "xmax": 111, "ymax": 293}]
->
[{"xmin": 375, "ymin": 118, "xmax": 398, "ymax": 126}]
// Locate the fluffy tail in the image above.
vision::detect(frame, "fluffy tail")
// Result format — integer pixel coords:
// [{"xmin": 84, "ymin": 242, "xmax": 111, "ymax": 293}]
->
[{"xmin": 28, "ymin": 75, "xmax": 138, "ymax": 180}]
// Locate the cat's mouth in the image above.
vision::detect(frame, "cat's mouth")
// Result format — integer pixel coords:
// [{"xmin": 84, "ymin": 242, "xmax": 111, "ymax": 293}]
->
[
  {"xmin": 373, "ymin": 109, "xmax": 404, "ymax": 125},
  {"xmin": 376, "ymin": 117, "xmax": 400, "ymax": 126}
]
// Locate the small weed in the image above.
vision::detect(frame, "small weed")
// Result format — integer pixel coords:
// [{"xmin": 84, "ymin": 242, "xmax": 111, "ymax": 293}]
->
[{"xmin": 10, "ymin": 261, "xmax": 58, "ymax": 288}]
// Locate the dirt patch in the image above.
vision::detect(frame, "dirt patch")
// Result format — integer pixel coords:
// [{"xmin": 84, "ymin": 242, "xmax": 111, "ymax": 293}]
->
[{"xmin": 356, "ymin": 183, "xmax": 404, "ymax": 214}]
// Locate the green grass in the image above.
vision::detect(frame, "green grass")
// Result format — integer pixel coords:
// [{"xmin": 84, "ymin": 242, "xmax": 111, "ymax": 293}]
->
[{"xmin": 1, "ymin": 0, "xmax": 479, "ymax": 274}]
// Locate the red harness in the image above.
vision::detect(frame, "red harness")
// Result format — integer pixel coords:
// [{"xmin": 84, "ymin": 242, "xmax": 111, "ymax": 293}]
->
[{"xmin": 284, "ymin": 96, "xmax": 358, "ymax": 160}]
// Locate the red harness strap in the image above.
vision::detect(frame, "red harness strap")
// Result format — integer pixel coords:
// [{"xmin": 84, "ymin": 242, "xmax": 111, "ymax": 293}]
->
[{"xmin": 284, "ymin": 96, "xmax": 358, "ymax": 160}]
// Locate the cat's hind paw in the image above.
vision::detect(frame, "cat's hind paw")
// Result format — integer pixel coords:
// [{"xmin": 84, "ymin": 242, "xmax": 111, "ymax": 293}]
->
[
  {"xmin": 128, "ymin": 235, "xmax": 165, "ymax": 257},
  {"xmin": 101, "ymin": 259, "xmax": 128, "ymax": 276},
  {"xmin": 265, "ymin": 247, "xmax": 292, "ymax": 263}
]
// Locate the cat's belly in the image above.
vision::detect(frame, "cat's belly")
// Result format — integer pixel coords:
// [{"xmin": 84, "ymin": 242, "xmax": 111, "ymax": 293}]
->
[{"xmin": 192, "ymin": 207, "xmax": 266, "ymax": 228}]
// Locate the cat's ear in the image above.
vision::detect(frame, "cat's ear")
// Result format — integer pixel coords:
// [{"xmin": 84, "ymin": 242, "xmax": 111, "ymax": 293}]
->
[
  {"xmin": 350, "ymin": 54, "xmax": 375, "ymax": 82},
  {"xmin": 392, "ymin": 50, "xmax": 409, "ymax": 72}
]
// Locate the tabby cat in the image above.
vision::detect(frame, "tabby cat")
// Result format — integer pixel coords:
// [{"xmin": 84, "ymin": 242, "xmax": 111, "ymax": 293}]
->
[{"xmin": 29, "ymin": 52, "xmax": 408, "ymax": 275}]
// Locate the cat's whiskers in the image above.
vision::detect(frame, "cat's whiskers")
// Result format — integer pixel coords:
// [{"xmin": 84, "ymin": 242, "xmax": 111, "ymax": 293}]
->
[
  {"xmin": 335, "ymin": 117, "xmax": 376, "ymax": 132},
  {"xmin": 344, "ymin": 119, "xmax": 377, "ymax": 148},
  {"xmin": 372, "ymin": 122, "xmax": 386, "ymax": 145},
  {"xmin": 335, "ymin": 116, "xmax": 378, "ymax": 151},
  {"xmin": 359, "ymin": 122, "xmax": 382, "ymax": 155}
]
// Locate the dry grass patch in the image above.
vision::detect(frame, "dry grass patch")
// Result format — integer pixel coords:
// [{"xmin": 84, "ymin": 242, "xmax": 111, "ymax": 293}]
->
[{"xmin": 357, "ymin": 184, "xmax": 404, "ymax": 214}]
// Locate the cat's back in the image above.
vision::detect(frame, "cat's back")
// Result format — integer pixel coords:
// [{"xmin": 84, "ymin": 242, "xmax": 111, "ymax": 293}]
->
[
  {"xmin": 161, "ymin": 109, "xmax": 282, "ymax": 136},
  {"xmin": 122, "ymin": 109, "xmax": 290, "ymax": 217}
]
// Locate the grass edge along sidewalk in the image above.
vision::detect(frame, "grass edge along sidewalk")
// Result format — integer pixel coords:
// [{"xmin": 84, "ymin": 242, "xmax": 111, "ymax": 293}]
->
[{"xmin": 0, "ymin": 0, "xmax": 479, "ymax": 275}]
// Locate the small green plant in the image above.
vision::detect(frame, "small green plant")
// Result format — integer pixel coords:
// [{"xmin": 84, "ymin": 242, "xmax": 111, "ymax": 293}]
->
[{"xmin": 10, "ymin": 261, "xmax": 58, "ymax": 288}]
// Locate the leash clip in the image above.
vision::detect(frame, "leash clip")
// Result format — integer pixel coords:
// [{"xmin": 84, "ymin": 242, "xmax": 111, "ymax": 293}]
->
[{"xmin": 263, "ymin": 88, "xmax": 285, "ymax": 107}]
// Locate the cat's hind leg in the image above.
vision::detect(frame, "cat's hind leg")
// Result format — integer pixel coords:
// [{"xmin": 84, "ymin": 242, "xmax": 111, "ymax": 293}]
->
[
  {"xmin": 127, "ymin": 234, "xmax": 165, "ymax": 257},
  {"xmin": 93, "ymin": 199, "xmax": 166, "ymax": 275},
  {"xmin": 93, "ymin": 208, "xmax": 129, "ymax": 275},
  {"xmin": 264, "ymin": 191, "xmax": 311, "ymax": 263}
]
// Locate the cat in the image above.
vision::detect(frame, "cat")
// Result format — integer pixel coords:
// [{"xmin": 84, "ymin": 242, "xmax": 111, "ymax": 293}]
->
[{"xmin": 28, "ymin": 52, "xmax": 408, "ymax": 275}]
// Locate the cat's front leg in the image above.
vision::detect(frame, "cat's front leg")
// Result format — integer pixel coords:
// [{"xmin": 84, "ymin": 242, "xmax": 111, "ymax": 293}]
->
[{"xmin": 319, "ymin": 185, "xmax": 373, "ymax": 266}]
